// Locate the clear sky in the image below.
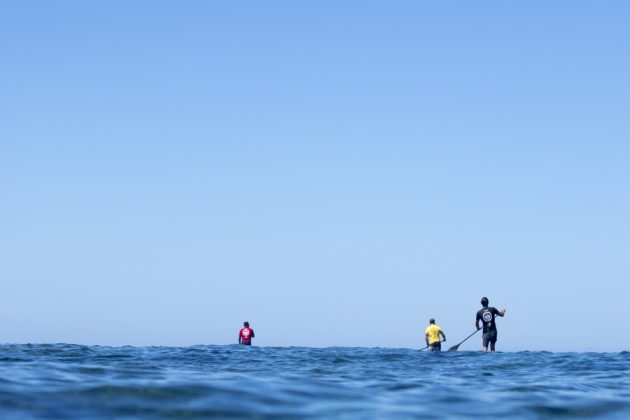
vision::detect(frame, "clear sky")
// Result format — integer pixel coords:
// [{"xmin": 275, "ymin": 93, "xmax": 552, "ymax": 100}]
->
[{"xmin": 1, "ymin": 1, "xmax": 629, "ymax": 352}]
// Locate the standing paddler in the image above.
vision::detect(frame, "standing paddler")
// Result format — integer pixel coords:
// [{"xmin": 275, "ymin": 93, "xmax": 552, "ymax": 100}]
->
[
  {"xmin": 238, "ymin": 321, "xmax": 255, "ymax": 346},
  {"xmin": 425, "ymin": 318, "xmax": 446, "ymax": 352},
  {"xmin": 476, "ymin": 297, "xmax": 506, "ymax": 352}
]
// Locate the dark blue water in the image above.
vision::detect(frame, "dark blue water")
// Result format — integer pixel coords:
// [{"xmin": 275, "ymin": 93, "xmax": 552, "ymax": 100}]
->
[{"xmin": 1, "ymin": 344, "xmax": 628, "ymax": 418}]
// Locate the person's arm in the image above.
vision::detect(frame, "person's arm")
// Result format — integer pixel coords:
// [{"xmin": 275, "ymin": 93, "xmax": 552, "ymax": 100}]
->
[
  {"xmin": 238, "ymin": 331, "xmax": 242, "ymax": 344},
  {"xmin": 476, "ymin": 313, "xmax": 481, "ymax": 330},
  {"xmin": 425, "ymin": 333, "xmax": 430, "ymax": 347},
  {"xmin": 492, "ymin": 307, "xmax": 505, "ymax": 317},
  {"xmin": 440, "ymin": 330, "xmax": 446, "ymax": 342},
  {"xmin": 251, "ymin": 329, "xmax": 255, "ymax": 338}
]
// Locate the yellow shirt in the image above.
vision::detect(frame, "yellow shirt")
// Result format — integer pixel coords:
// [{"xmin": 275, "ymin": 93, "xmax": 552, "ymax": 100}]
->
[{"xmin": 425, "ymin": 324, "xmax": 443, "ymax": 344}]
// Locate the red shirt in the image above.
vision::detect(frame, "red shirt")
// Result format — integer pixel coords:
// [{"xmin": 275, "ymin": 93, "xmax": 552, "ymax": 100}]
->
[{"xmin": 239, "ymin": 327, "xmax": 254, "ymax": 344}]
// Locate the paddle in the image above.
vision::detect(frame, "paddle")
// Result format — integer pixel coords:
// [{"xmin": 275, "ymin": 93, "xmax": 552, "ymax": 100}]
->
[
  {"xmin": 448, "ymin": 329, "xmax": 480, "ymax": 352},
  {"xmin": 420, "ymin": 339, "xmax": 446, "ymax": 351}
]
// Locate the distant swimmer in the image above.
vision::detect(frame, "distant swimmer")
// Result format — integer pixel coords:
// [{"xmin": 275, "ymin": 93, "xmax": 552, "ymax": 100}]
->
[
  {"xmin": 239, "ymin": 321, "xmax": 255, "ymax": 346},
  {"xmin": 425, "ymin": 318, "xmax": 446, "ymax": 352},
  {"xmin": 476, "ymin": 297, "xmax": 506, "ymax": 352}
]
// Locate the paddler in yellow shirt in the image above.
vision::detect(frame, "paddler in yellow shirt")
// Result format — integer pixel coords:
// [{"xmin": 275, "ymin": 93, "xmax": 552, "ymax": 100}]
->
[{"xmin": 425, "ymin": 318, "xmax": 446, "ymax": 352}]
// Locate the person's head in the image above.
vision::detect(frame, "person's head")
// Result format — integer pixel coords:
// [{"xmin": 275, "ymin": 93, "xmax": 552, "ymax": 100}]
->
[
  {"xmin": 429, "ymin": 318, "xmax": 435, "ymax": 325},
  {"xmin": 244, "ymin": 321, "xmax": 249, "ymax": 327},
  {"xmin": 481, "ymin": 297, "xmax": 489, "ymax": 307}
]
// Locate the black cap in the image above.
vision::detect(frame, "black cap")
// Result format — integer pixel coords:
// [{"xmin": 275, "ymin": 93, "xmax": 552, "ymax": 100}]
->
[
  {"xmin": 481, "ymin": 297, "xmax": 489, "ymax": 306},
  {"xmin": 244, "ymin": 321, "xmax": 249, "ymax": 327},
  {"xmin": 429, "ymin": 318, "xmax": 435, "ymax": 324}
]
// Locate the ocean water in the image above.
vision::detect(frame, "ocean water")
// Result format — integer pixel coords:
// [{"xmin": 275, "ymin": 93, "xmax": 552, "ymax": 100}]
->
[{"xmin": 0, "ymin": 344, "xmax": 628, "ymax": 418}]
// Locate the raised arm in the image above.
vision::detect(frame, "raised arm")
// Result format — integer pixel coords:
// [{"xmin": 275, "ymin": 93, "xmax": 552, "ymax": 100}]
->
[{"xmin": 498, "ymin": 308, "xmax": 506, "ymax": 317}]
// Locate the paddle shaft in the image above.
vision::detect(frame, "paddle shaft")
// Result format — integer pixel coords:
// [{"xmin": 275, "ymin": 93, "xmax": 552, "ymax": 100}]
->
[
  {"xmin": 448, "ymin": 328, "xmax": 480, "ymax": 351},
  {"xmin": 420, "ymin": 339, "xmax": 445, "ymax": 351}
]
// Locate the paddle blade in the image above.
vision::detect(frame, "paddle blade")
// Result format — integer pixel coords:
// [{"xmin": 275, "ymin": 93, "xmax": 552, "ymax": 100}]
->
[{"xmin": 448, "ymin": 344, "xmax": 460, "ymax": 352}]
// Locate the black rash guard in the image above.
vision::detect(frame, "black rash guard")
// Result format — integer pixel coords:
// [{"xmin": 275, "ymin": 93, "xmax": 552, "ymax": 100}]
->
[{"xmin": 476, "ymin": 307, "xmax": 500, "ymax": 333}]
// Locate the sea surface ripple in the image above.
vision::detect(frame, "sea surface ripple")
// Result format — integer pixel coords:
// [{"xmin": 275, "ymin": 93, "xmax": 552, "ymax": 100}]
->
[{"xmin": 0, "ymin": 344, "xmax": 629, "ymax": 418}]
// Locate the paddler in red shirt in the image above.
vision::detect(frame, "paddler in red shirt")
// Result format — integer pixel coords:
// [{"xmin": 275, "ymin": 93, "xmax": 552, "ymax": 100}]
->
[{"xmin": 238, "ymin": 321, "xmax": 255, "ymax": 345}]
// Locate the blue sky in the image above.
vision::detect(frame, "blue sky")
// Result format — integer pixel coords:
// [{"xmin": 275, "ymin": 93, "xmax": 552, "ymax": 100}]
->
[{"xmin": 1, "ymin": 1, "xmax": 629, "ymax": 351}]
